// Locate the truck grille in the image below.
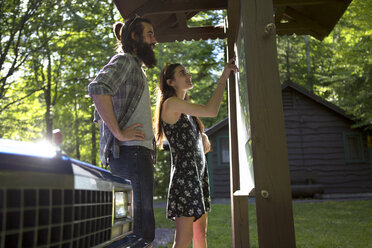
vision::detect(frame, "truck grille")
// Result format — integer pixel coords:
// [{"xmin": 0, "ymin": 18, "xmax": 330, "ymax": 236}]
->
[{"xmin": 0, "ymin": 188, "xmax": 113, "ymax": 248}]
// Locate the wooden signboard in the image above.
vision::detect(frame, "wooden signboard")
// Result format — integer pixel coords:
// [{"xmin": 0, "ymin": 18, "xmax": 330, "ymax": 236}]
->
[{"xmin": 228, "ymin": 0, "xmax": 296, "ymax": 247}]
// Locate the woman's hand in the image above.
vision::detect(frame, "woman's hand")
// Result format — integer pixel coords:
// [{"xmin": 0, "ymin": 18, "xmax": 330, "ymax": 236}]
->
[
  {"xmin": 221, "ymin": 57, "xmax": 239, "ymax": 80},
  {"xmin": 202, "ymin": 133, "xmax": 211, "ymax": 154}
]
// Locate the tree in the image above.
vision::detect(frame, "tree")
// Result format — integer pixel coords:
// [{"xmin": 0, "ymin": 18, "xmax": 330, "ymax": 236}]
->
[
  {"xmin": 0, "ymin": 0, "xmax": 118, "ymax": 165},
  {"xmin": 0, "ymin": 0, "xmax": 49, "ymax": 112},
  {"xmin": 48, "ymin": 0, "xmax": 118, "ymax": 163},
  {"xmin": 327, "ymin": 0, "xmax": 372, "ymax": 130},
  {"xmin": 276, "ymin": 0, "xmax": 372, "ymax": 130}
]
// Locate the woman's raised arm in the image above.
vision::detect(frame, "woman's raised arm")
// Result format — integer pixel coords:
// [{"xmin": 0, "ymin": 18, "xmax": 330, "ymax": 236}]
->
[{"xmin": 164, "ymin": 57, "xmax": 238, "ymax": 118}]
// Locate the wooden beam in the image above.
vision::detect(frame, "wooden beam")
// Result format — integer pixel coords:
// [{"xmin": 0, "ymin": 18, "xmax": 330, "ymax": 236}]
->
[
  {"xmin": 273, "ymin": 0, "xmax": 345, "ymax": 6},
  {"xmin": 284, "ymin": 7, "xmax": 329, "ymax": 37},
  {"xmin": 126, "ymin": 0, "xmax": 227, "ymax": 19},
  {"xmin": 156, "ymin": 26, "xmax": 226, "ymax": 42},
  {"xmin": 227, "ymin": 0, "xmax": 250, "ymax": 247},
  {"xmin": 276, "ymin": 21, "xmax": 308, "ymax": 31},
  {"xmin": 150, "ymin": 15, "xmax": 176, "ymax": 30},
  {"xmin": 276, "ymin": 22, "xmax": 324, "ymax": 40},
  {"xmin": 274, "ymin": 6, "xmax": 286, "ymax": 23},
  {"xmin": 186, "ymin": 11, "xmax": 199, "ymax": 20},
  {"xmin": 131, "ymin": 11, "xmax": 199, "ymax": 30},
  {"xmin": 242, "ymin": 0, "xmax": 296, "ymax": 247},
  {"xmin": 232, "ymin": 193, "xmax": 249, "ymax": 248},
  {"xmin": 153, "ymin": 13, "xmax": 227, "ymax": 42},
  {"xmin": 175, "ymin": 13, "xmax": 188, "ymax": 30}
]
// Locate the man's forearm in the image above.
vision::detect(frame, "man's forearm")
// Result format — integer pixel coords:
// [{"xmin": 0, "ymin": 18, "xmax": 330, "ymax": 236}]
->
[{"xmin": 91, "ymin": 94, "xmax": 121, "ymax": 139}]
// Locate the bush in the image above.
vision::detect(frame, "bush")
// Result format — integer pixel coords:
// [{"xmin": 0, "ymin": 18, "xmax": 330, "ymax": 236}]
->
[{"xmin": 154, "ymin": 149, "xmax": 171, "ymax": 199}]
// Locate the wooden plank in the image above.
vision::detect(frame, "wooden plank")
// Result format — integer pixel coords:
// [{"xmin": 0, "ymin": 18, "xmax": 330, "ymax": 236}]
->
[
  {"xmin": 274, "ymin": 6, "xmax": 286, "ymax": 23},
  {"xmin": 149, "ymin": 12, "xmax": 200, "ymax": 29},
  {"xmin": 156, "ymin": 26, "xmax": 226, "ymax": 42},
  {"xmin": 175, "ymin": 13, "xmax": 188, "ymax": 30},
  {"xmin": 126, "ymin": 0, "xmax": 227, "ymax": 18},
  {"xmin": 289, "ymin": 168, "xmax": 370, "ymax": 174},
  {"xmin": 285, "ymin": 7, "xmax": 330, "ymax": 36},
  {"xmin": 273, "ymin": 0, "xmax": 345, "ymax": 6},
  {"xmin": 276, "ymin": 26, "xmax": 324, "ymax": 40},
  {"xmin": 242, "ymin": 0, "xmax": 296, "ymax": 247},
  {"xmin": 152, "ymin": 12, "xmax": 226, "ymax": 42},
  {"xmin": 227, "ymin": 0, "xmax": 249, "ymax": 247},
  {"xmin": 114, "ymin": 0, "xmax": 346, "ymax": 18},
  {"xmin": 232, "ymin": 194, "xmax": 249, "ymax": 247},
  {"xmin": 369, "ymin": 148, "xmax": 372, "ymax": 180},
  {"xmin": 213, "ymin": 173, "xmax": 231, "ymax": 180},
  {"xmin": 214, "ymin": 180, "xmax": 231, "ymax": 186}
]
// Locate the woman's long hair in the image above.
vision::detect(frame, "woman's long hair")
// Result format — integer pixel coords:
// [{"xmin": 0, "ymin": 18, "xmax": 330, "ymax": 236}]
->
[{"xmin": 154, "ymin": 64, "xmax": 205, "ymax": 148}]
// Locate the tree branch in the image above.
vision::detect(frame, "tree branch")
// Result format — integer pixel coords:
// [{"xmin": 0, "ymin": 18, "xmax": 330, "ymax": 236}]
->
[{"xmin": 0, "ymin": 88, "xmax": 43, "ymax": 113}]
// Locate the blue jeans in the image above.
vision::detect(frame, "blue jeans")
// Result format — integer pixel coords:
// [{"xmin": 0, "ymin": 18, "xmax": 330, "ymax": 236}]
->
[{"xmin": 109, "ymin": 146, "xmax": 155, "ymax": 242}]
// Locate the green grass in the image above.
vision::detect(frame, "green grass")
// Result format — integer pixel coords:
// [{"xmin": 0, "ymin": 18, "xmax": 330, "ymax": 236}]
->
[{"xmin": 154, "ymin": 200, "xmax": 372, "ymax": 248}]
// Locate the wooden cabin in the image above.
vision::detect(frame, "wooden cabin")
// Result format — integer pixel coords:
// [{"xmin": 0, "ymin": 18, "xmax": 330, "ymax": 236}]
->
[{"xmin": 206, "ymin": 80, "xmax": 372, "ymax": 198}]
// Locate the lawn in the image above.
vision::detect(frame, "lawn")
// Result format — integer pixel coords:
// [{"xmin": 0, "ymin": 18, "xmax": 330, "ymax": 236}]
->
[{"xmin": 154, "ymin": 200, "xmax": 372, "ymax": 248}]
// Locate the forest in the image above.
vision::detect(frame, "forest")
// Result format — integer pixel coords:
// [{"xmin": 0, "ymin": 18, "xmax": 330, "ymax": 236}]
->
[{"xmin": 1, "ymin": 0, "xmax": 371, "ymax": 198}]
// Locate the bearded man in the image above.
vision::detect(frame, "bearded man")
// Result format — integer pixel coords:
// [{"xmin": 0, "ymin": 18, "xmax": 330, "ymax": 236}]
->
[{"xmin": 88, "ymin": 16, "xmax": 157, "ymax": 247}]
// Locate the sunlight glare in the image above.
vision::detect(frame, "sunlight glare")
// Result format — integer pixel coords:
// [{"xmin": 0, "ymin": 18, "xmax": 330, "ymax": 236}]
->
[{"xmin": 0, "ymin": 139, "xmax": 57, "ymax": 158}]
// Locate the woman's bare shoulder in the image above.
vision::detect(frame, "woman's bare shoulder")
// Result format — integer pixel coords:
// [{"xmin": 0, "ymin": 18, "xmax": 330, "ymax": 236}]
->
[{"xmin": 162, "ymin": 97, "xmax": 182, "ymax": 124}]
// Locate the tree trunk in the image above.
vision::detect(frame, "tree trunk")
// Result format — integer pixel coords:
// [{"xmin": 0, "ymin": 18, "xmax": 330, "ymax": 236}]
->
[
  {"xmin": 285, "ymin": 37, "xmax": 290, "ymax": 81},
  {"xmin": 74, "ymin": 94, "xmax": 81, "ymax": 160},
  {"xmin": 45, "ymin": 52, "xmax": 53, "ymax": 141},
  {"xmin": 305, "ymin": 35, "xmax": 313, "ymax": 92},
  {"xmin": 91, "ymin": 111, "xmax": 97, "ymax": 166}
]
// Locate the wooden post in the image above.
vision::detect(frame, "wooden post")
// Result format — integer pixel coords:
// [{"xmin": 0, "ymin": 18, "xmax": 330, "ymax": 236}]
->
[
  {"xmin": 368, "ymin": 135, "xmax": 372, "ymax": 178},
  {"xmin": 227, "ymin": 0, "xmax": 250, "ymax": 247},
  {"xmin": 243, "ymin": 0, "xmax": 296, "ymax": 247}
]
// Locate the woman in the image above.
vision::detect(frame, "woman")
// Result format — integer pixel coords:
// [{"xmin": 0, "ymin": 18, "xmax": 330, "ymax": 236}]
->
[{"xmin": 154, "ymin": 58, "xmax": 238, "ymax": 248}]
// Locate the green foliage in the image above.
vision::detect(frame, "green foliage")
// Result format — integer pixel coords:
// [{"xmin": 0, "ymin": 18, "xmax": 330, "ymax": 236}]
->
[
  {"xmin": 187, "ymin": 10, "xmax": 226, "ymax": 27},
  {"xmin": 0, "ymin": 0, "xmax": 118, "ymax": 165},
  {"xmin": 276, "ymin": 0, "xmax": 372, "ymax": 130},
  {"xmin": 326, "ymin": 0, "xmax": 372, "ymax": 130},
  {"xmin": 154, "ymin": 149, "xmax": 171, "ymax": 199},
  {"xmin": 0, "ymin": 0, "xmax": 45, "ymax": 101}
]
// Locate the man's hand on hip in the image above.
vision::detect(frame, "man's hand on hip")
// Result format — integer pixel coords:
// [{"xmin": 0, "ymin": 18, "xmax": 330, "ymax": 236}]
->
[{"xmin": 117, "ymin": 123, "xmax": 145, "ymax": 141}]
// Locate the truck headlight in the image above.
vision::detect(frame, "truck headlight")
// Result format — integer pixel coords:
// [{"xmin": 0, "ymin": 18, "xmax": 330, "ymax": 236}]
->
[
  {"xmin": 112, "ymin": 188, "xmax": 133, "ymax": 239},
  {"xmin": 114, "ymin": 191, "xmax": 132, "ymax": 219}
]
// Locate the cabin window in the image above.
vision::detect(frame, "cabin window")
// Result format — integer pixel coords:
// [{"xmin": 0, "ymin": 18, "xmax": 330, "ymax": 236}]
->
[
  {"xmin": 343, "ymin": 132, "xmax": 364, "ymax": 162},
  {"xmin": 218, "ymin": 137, "xmax": 230, "ymax": 166}
]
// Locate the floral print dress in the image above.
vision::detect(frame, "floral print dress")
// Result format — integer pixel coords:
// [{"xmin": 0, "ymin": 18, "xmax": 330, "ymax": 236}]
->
[{"xmin": 162, "ymin": 114, "xmax": 211, "ymax": 221}]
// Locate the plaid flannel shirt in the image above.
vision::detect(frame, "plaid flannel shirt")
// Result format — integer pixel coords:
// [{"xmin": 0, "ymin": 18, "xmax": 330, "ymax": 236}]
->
[{"xmin": 88, "ymin": 53, "xmax": 145, "ymax": 166}]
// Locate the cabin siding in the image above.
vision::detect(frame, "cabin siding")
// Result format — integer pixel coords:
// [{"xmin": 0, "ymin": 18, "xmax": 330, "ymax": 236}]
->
[
  {"xmin": 206, "ymin": 84, "xmax": 372, "ymax": 198},
  {"xmin": 207, "ymin": 128, "xmax": 231, "ymax": 198},
  {"xmin": 282, "ymin": 87, "xmax": 372, "ymax": 194}
]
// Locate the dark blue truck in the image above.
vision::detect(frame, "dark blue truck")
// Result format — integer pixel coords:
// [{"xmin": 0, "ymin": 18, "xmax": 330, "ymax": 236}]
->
[{"xmin": 0, "ymin": 138, "xmax": 144, "ymax": 248}]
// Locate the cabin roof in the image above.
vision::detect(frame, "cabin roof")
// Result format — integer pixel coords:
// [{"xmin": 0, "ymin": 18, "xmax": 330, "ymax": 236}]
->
[
  {"xmin": 205, "ymin": 118, "xmax": 228, "ymax": 136},
  {"xmin": 281, "ymin": 79, "xmax": 353, "ymax": 121},
  {"xmin": 113, "ymin": 0, "xmax": 352, "ymax": 42},
  {"xmin": 206, "ymin": 80, "xmax": 354, "ymax": 136}
]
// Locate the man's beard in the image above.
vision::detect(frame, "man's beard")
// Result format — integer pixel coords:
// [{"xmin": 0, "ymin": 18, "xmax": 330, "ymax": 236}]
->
[{"xmin": 136, "ymin": 40, "xmax": 157, "ymax": 68}]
